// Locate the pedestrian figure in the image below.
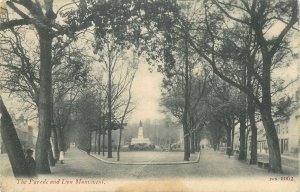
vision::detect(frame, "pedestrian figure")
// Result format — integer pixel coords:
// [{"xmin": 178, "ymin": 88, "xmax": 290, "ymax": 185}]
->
[
  {"xmin": 25, "ymin": 149, "xmax": 37, "ymax": 177},
  {"xmin": 59, "ymin": 151, "xmax": 65, "ymax": 164}
]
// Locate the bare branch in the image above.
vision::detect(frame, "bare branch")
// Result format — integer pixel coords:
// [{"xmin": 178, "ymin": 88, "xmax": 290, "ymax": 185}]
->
[
  {"xmin": 212, "ymin": 0, "xmax": 250, "ymax": 25},
  {"xmin": 0, "ymin": 19, "xmax": 31, "ymax": 31}
]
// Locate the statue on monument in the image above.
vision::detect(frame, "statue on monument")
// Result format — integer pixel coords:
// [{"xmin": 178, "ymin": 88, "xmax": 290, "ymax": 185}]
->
[{"xmin": 131, "ymin": 120, "xmax": 151, "ymax": 145}]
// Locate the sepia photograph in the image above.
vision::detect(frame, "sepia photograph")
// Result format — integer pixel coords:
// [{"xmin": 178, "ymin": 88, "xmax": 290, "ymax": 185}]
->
[{"xmin": 0, "ymin": 0, "xmax": 299, "ymax": 191}]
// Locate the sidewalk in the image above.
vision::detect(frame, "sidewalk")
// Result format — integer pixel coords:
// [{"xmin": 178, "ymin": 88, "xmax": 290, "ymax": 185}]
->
[
  {"xmin": 227, "ymin": 150, "xmax": 299, "ymax": 173},
  {"xmin": 258, "ymin": 152, "xmax": 299, "ymax": 161},
  {"xmin": 257, "ymin": 153, "xmax": 299, "ymax": 170}
]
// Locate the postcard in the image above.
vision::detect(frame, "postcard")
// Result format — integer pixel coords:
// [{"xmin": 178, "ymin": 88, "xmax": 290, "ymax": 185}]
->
[{"xmin": 0, "ymin": 0, "xmax": 299, "ymax": 191}]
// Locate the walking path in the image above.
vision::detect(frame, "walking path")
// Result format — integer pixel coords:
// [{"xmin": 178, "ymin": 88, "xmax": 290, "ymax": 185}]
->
[
  {"xmin": 280, "ymin": 154, "xmax": 299, "ymax": 161},
  {"xmin": 48, "ymin": 148, "xmax": 299, "ymax": 178},
  {"xmin": 256, "ymin": 151, "xmax": 299, "ymax": 160},
  {"xmin": 1, "ymin": 149, "xmax": 298, "ymax": 179}
]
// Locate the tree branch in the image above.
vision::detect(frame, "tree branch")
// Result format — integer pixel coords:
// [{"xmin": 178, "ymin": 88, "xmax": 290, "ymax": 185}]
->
[
  {"xmin": 212, "ymin": 0, "xmax": 250, "ymax": 25},
  {"xmin": 270, "ymin": 0, "xmax": 299, "ymax": 56},
  {"xmin": 0, "ymin": 19, "xmax": 31, "ymax": 31}
]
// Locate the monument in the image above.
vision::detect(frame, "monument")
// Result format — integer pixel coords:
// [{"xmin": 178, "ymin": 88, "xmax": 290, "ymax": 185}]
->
[{"xmin": 131, "ymin": 120, "xmax": 151, "ymax": 145}]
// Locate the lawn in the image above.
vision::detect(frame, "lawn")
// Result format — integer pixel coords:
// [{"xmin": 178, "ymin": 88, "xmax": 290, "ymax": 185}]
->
[{"xmin": 91, "ymin": 151, "xmax": 199, "ymax": 163}]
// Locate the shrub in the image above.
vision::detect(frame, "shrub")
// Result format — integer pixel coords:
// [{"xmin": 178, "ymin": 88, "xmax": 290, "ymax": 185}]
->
[{"xmin": 128, "ymin": 143, "xmax": 156, "ymax": 151}]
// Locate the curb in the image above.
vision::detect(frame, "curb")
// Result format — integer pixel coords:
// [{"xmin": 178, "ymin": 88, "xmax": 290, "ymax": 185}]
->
[{"xmin": 78, "ymin": 148, "xmax": 201, "ymax": 165}]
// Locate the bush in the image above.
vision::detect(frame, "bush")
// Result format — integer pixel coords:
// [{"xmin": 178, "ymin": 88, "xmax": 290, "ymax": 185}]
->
[
  {"xmin": 128, "ymin": 143, "xmax": 156, "ymax": 151},
  {"xmin": 171, "ymin": 143, "xmax": 180, "ymax": 149}
]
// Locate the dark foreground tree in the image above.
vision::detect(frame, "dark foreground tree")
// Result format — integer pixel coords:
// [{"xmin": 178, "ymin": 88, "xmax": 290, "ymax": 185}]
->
[{"xmin": 0, "ymin": 97, "xmax": 30, "ymax": 177}]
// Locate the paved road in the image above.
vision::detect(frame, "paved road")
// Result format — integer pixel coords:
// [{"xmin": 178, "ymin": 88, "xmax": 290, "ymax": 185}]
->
[
  {"xmin": 1, "ymin": 148, "xmax": 298, "ymax": 179},
  {"xmin": 48, "ymin": 148, "xmax": 299, "ymax": 179},
  {"xmin": 2, "ymin": 149, "xmax": 299, "ymax": 192}
]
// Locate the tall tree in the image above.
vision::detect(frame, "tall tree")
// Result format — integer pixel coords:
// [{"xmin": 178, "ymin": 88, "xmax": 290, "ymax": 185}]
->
[
  {"xmin": 117, "ymin": 69, "xmax": 136, "ymax": 161},
  {"xmin": 0, "ymin": 97, "xmax": 30, "ymax": 177}
]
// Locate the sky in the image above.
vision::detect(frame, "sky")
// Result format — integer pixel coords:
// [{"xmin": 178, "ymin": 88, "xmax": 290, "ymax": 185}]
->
[{"xmin": 128, "ymin": 62, "xmax": 165, "ymax": 124}]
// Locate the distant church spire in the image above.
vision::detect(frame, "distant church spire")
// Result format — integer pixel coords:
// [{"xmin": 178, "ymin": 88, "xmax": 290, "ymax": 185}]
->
[{"xmin": 139, "ymin": 120, "xmax": 142, "ymax": 127}]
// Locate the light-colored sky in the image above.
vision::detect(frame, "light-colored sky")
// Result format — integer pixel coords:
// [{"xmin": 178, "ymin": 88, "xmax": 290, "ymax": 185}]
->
[{"xmin": 129, "ymin": 62, "xmax": 165, "ymax": 124}]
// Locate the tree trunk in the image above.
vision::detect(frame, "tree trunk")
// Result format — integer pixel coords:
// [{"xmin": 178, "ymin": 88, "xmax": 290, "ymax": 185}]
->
[
  {"xmin": 94, "ymin": 130, "xmax": 97, "ymax": 153},
  {"xmin": 87, "ymin": 130, "xmax": 92, "ymax": 154},
  {"xmin": 49, "ymin": 90, "xmax": 56, "ymax": 166},
  {"xmin": 97, "ymin": 129, "xmax": 101, "ymax": 155},
  {"xmin": 35, "ymin": 30, "xmax": 53, "ymax": 174},
  {"xmin": 56, "ymin": 125, "xmax": 64, "ymax": 156},
  {"xmin": 226, "ymin": 128, "xmax": 231, "ymax": 155},
  {"xmin": 246, "ymin": 58, "xmax": 258, "ymax": 164},
  {"xmin": 55, "ymin": 105, "xmax": 64, "ymax": 156},
  {"xmin": 248, "ymin": 96, "xmax": 257, "ymax": 164},
  {"xmin": 238, "ymin": 112, "xmax": 246, "ymax": 160},
  {"xmin": 117, "ymin": 128, "xmax": 123, "ymax": 161},
  {"xmin": 190, "ymin": 131, "xmax": 195, "ymax": 154},
  {"xmin": 107, "ymin": 58, "xmax": 113, "ymax": 158},
  {"xmin": 52, "ymin": 126, "xmax": 59, "ymax": 162},
  {"xmin": 231, "ymin": 126, "xmax": 234, "ymax": 154},
  {"xmin": 261, "ymin": 108, "xmax": 282, "ymax": 172},
  {"xmin": 260, "ymin": 55, "xmax": 282, "ymax": 172},
  {"xmin": 48, "ymin": 144, "xmax": 55, "ymax": 166},
  {"xmin": 182, "ymin": 36, "xmax": 191, "ymax": 161},
  {"xmin": 195, "ymin": 130, "xmax": 199, "ymax": 151},
  {"xmin": 107, "ymin": 129, "xmax": 112, "ymax": 157},
  {"xmin": 0, "ymin": 97, "xmax": 30, "ymax": 177},
  {"xmin": 245, "ymin": 131, "xmax": 248, "ymax": 160},
  {"xmin": 60, "ymin": 126, "xmax": 65, "ymax": 151},
  {"xmin": 102, "ymin": 131, "xmax": 105, "ymax": 156},
  {"xmin": 183, "ymin": 129, "xmax": 190, "ymax": 160},
  {"xmin": 89, "ymin": 130, "xmax": 92, "ymax": 152}
]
